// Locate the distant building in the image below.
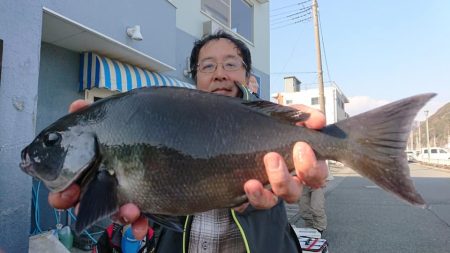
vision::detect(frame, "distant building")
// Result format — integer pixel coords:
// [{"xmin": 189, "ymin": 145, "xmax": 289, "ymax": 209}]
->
[{"xmin": 272, "ymin": 76, "xmax": 349, "ymax": 124}]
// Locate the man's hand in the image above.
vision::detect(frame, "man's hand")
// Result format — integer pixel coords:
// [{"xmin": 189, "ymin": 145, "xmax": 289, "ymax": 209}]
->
[{"xmin": 236, "ymin": 104, "xmax": 328, "ymax": 211}]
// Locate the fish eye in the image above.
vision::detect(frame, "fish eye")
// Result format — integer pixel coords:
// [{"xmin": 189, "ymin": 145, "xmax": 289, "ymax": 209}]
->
[{"xmin": 44, "ymin": 132, "xmax": 61, "ymax": 147}]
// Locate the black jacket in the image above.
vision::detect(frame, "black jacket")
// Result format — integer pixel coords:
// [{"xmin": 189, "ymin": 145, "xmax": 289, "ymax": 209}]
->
[{"xmin": 154, "ymin": 200, "xmax": 301, "ymax": 253}]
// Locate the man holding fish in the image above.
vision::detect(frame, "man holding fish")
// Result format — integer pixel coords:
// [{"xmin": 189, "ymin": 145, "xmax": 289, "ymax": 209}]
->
[{"xmin": 47, "ymin": 31, "xmax": 329, "ymax": 252}]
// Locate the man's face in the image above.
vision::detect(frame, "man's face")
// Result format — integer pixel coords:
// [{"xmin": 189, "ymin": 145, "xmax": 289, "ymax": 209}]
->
[{"xmin": 196, "ymin": 38, "xmax": 248, "ymax": 98}]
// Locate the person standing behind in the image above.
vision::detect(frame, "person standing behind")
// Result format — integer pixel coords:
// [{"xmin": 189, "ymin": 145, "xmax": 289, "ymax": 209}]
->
[
  {"xmin": 299, "ymin": 185, "xmax": 327, "ymax": 235},
  {"xmin": 247, "ymin": 75, "xmax": 259, "ymax": 96}
]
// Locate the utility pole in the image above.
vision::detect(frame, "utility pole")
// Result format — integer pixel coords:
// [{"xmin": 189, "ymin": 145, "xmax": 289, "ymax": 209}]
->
[
  {"xmin": 419, "ymin": 121, "xmax": 422, "ymax": 152},
  {"xmin": 312, "ymin": 0, "xmax": 326, "ymax": 115},
  {"xmin": 425, "ymin": 110, "xmax": 430, "ymax": 161}
]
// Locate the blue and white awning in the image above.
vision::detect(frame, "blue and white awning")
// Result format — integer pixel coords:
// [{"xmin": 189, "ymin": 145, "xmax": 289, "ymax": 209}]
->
[{"xmin": 79, "ymin": 52, "xmax": 195, "ymax": 92}]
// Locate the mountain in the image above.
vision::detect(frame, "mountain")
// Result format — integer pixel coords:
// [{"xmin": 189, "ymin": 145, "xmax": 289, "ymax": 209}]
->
[{"xmin": 411, "ymin": 102, "xmax": 450, "ymax": 149}]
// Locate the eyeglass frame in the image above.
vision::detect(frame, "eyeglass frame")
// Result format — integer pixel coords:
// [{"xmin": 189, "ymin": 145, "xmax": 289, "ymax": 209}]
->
[{"xmin": 196, "ymin": 58, "xmax": 247, "ymax": 73}]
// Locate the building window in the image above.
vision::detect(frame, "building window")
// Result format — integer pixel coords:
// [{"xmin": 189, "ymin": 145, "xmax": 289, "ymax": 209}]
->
[
  {"xmin": 231, "ymin": 0, "xmax": 253, "ymax": 42},
  {"xmin": 202, "ymin": 0, "xmax": 230, "ymax": 26},
  {"xmin": 0, "ymin": 39, "xmax": 3, "ymax": 84},
  {"xmin": 311, "ymin": 97, "xmax": 319, "ymax": 105},
  {"xmin": 201, "ymin": 0, "xmax": 254, "ymax": 42}
]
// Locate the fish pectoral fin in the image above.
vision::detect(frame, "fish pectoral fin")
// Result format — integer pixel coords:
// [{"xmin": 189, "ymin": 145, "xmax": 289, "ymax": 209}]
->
[
  {"xmin": 75, "ymin": 168, "xmax": 119, "ymax": 235},
  {"xmin": 243, "ymin": 100, "xmax": 310, "ymax": 124},
  {"xmin": 144, "ymin": 213, "xmax": 184, "ymax": 233}
]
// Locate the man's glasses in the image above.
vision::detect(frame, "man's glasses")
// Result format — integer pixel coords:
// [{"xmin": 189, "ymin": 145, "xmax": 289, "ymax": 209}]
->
[{"xmin": 197, "ymin": 58, "xmax": 246, "ymax": 73}]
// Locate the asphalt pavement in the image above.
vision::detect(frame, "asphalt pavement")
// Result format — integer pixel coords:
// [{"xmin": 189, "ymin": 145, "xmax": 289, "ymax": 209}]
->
[{"xmin": 288, "ymin": 163, "xmax": 450, "ymax": 253}]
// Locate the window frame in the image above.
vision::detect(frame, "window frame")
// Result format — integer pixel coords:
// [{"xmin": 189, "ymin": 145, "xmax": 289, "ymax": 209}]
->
[
  {"xmin": 201, "ymin": 0, "xmax": 254, "ymax": 43},
  {"xmin": 0, "ymin": 39, "xmax": 3, "ymax": 84}
]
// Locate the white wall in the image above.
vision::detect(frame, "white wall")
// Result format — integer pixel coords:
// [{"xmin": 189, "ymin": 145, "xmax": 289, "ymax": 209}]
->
[
  {"xmin": 170, "ymin": 0, "xmax": 269, "ymax": 74},
  {"xmin": 274, "ymin": 86, "xmax": 348, "ymax": 124}
]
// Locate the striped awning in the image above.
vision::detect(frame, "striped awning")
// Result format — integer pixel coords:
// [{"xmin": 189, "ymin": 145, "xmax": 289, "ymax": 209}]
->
[{"xmin": 79, "ymin": 52, "xmax": 195, "ymax": 92}]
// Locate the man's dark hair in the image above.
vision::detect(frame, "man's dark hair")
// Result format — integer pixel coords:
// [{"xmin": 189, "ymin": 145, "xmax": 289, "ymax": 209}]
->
[{"xmin": 189, "ymin": 30, "xmax": 252, "ymax": 82}]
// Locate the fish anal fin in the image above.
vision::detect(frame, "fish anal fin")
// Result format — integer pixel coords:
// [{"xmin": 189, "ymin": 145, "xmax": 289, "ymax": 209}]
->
[
  {"xmin": 75, "ymin": 168, "xmax": 119, "ymax": 234},
  {"xmin": 243, "ymin": 100, "xmax": 310, "ymax": 124}
]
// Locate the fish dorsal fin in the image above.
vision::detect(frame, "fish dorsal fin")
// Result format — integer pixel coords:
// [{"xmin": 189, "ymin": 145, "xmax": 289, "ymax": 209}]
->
[
  {"xmin": 75, "ymin": 167, "xmax": 119, "ymax": 234},
  {"xmin": 242, "ymin": 100, "xmax": 310, "ymax": 124}
]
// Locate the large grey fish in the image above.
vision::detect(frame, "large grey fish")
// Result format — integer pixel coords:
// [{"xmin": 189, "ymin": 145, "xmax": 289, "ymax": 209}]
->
[{"xmin": 20, "ymin": 87, "xmax": 435, "ymax": 233}]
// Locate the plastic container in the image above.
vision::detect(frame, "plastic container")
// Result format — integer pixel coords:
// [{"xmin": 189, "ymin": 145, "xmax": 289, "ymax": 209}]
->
[
  {"xmin": 121, "ymin": 226, "xmax": 142, "ymax": 253},
  {"xmin": 57, "ymin": 225, "xmax": 74, "ymax": 250}
]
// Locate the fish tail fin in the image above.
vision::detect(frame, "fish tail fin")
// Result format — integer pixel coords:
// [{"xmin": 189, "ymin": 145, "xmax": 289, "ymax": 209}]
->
[{"xmin": 321, "ymin": 93, "xmax": 436, "ymax": 206}]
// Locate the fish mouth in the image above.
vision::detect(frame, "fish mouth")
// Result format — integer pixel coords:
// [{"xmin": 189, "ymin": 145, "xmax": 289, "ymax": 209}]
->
[
  {"xmin": 20, "ymin": 148, "xmax": 37, "ymax": 177},
  {"xmin": 20, "ymin": 147, "xmax": 100, "ymax": 193}
]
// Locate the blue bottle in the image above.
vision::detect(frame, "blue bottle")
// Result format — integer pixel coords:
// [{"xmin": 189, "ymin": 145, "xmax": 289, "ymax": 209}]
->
[{"xmin": 121, "ymin": 226, "xmax": 143, "ymax": 253}]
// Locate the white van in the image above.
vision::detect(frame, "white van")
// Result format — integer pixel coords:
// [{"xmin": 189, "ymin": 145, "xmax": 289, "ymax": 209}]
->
[{"xmin": 419, "ymin": 147, "xmax": 450, "ymax": 160}]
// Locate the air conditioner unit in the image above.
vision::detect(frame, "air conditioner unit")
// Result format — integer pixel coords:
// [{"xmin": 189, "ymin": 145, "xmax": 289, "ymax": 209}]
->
[
  {"xmin": 256, "ymin": 0, "xmax": 269, "ymax": 3},
  {"xmin": 203, "ymin": 20, "xmax": 223, "ymax": 36}
]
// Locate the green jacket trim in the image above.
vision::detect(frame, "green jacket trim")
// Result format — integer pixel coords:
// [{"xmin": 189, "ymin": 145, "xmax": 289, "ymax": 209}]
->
[
  {"xmin": 231, "ymin": 209, "xmax": 251, "ymax": 253},
  {"xmin": 182, "ymin": 215, "xmax": 191, "ymax": 253}
]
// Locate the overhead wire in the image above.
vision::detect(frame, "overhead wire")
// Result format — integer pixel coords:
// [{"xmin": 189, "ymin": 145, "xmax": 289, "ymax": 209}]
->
[
  {"xmin": 271, "ymin": 11, "xmax": 312, "ymax": 25},
  {"xmin": 271, "ymin": 71, "xmax": 317, "ymax": 75},
  {"xmin": 270, "ymin": 5, "xmax": 312, "ymax": 18},
  {"xmin": 271, "ymin": 0, "xmax": 334, "ymax": 85},
  {"xmin": 280, "ymin": 31, "xmax": 304, "ymax": 73},
  {"xmin": 271, "ymin": 17, "xmax": 312, "ymax": 30},
  {"xmin": 317, "ymin": 5, "xmax": 332, "ymax": 82},
  {"xmin": 270, "ymin": 1, "xmax": 312, "ymax": 31},
  {"xmin": 271, "ymin": 0, "xmax": 310, "ymax": 12}
]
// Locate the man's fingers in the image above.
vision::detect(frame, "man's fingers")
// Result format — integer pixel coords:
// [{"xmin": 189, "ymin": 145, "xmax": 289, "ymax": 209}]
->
[
  {"xmin": 263, "ymin": 152, "xmax": 302, "ymax": 203},
  {"xmin": 118, "ymin": 203, "xmax": 142, "ymax": 224},
  {"xmin": 289, "ymin": 104, "xmax": 326, "ymax": 129},
  {"xmin": 244, "ymin": 180, "xmax": 278, "ymax": 209},
  {"xmin": 48, "ymin": 184, "xmax": 80, "ymax": 209},
  {"xmin": 131, "ymin": 216, "xmax": 149, "ymax": 241},
  {"xmin": 68, "ymin": 99, "xmax": 90, "ymax": 113},
  {"xmin": 293, "ymin": 142, "xmax": 328, "ymax": 188}
]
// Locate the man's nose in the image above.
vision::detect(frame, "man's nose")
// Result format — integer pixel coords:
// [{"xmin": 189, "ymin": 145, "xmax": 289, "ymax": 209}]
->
[{"xmin": 212, "ymin": 64, "xmax": 227, "ymax": 80}]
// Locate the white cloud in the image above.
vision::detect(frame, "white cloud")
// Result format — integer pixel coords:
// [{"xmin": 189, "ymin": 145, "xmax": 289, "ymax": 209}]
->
[
  {"xmin": 346, "ymin": 95, "xmax": 445, "ymax": 122},
  {"xmin": 346, "ymin": 96, "xmax": 390, "ymax": 117}
]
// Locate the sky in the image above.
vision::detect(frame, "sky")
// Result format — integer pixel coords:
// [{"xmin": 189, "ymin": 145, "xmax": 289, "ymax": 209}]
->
[{"xmin": 269, "ymin": 0, "xmax": 450, "ymax": 121}]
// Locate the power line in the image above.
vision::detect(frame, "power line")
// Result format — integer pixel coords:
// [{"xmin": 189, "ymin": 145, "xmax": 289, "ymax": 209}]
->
[
  {"xmin": 271, "ymin": 17, "xmax": 312, "ymax": 30},
  {"xmin": 318, "ymin": 6, "xmax": 332, "ymax": 83},
  {"xmin": 270, "ymin": 5, "xmax": 312, "ymax": 18},
  {"xmin": 270, "ymin": 8, "xmax": 311, "ymax": 22},
  {"xmin": 271, "ymin": 0, "xmax": 310, "ymax": 12},
  {"xmin": 271, "ymin": 12, "xmax": 312, "ymax": 26},
  {"xmin": 271, "ymin": 71, "xmax": 317, "ymax": 75}
]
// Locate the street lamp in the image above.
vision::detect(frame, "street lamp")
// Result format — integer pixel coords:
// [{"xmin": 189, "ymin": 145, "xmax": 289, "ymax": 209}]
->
[{"xmin": 425, "ymin": 110, "xmax": 430, "ymax": 161}]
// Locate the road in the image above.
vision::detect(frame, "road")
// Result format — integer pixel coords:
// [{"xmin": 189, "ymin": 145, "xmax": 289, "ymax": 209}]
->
[{"xmin": 287, "ymin": 163, "xmax": 450, "ymax": 253}]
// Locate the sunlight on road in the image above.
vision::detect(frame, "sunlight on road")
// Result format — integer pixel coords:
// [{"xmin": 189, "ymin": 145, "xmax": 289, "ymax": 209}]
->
[{"xmin": 408, "ymin": 163, "xmax": 450, "ymax": 178}]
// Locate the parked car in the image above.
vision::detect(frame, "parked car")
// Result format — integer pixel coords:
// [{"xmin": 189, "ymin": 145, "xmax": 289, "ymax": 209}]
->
[
  {"xmin": 405, "ymin": 150, "xmax": 416, "ymax": 162},
  {"xmin": 418, "ymin": 147, "xmax": 450, "ymax": 160}
]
